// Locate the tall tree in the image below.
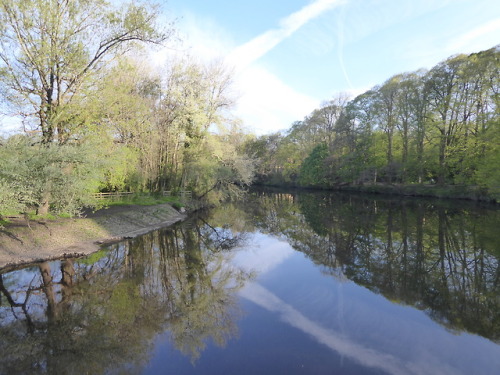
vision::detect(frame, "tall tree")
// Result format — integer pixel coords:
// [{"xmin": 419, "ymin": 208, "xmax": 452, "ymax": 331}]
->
[
  {"xmin": 373, "ymin": 76, "xmax": 400, "ymax": 170},
  {"xmin": 425, "ymin": 54, "xmax": 470, "ymax": 184},
  {"xmin": 0, "ymin": 0, "xmax": 171, "ymax": 143},
  {"xmin": 395, "ymin": 70, "xmax": 428, "ymax": 183},
  {"xmin": 306, "ymin": 93, "xmax": 349, "ymax": 151}
]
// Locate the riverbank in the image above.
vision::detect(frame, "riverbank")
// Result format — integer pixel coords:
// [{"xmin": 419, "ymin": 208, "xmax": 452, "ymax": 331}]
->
[
  {"xmin": 257, "ymin": 182, "xmax": 498, "ymax": 204},
  {"xmin": 0, "ymin": 203, "xmax": 187, "ymax": 270},
  {"xmin": 336, "ymin": 183, "xmax": 497, "ymax": 203}
]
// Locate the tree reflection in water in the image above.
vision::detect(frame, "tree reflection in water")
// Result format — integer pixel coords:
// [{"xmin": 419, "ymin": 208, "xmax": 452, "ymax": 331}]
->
[
  {"xmin": 244, "ymin": 189, "xmax": 500, "ymax": 343},
  {"xmin": 1, "ymin": 190, "xmax": 499, "ymax": 373},
  {"xmin": 0, "ymin": 210, "xmax": 253, "ymax": 374}
]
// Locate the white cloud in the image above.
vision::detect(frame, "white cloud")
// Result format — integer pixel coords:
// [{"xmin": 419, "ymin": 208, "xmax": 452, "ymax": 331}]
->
[
  {"xmin": 240, "ymin": 283, "xmax": 414, "ymax": 375},
  {"xmin": 234, "ymin": 66, "xmax": 319, "ymax": 134},
  {"xmin": 227, "ymin": 0, "xmax": 344, "ymax": 70},
  {"xmin": 446, "ymin": 18, "xmax": 500, "ymax": 54},
  {"xmin": 232, "ymin": 234, "xmax": 294, "ymax": 274},
  {"xmin": 224, "ymin": 0, "xmax": 346, "ymax": 133},
  {"xmin": 152, "ymin": 0, "xmax": 344, "ymax": 134}
]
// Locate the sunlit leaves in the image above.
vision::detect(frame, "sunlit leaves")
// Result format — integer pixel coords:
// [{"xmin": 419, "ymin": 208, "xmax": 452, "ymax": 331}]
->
[
  {"xmin": 247, "ymin": 45, "xmax": 499, "ymax": 196},
  {"xmin": 0, "ymin": 0, "xmax": 171, "ymax": 143}
]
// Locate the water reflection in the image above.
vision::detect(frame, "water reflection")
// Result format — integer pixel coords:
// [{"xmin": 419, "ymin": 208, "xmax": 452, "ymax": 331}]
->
[
  {"xmin": 0, "ymin": 213, "xmax": 252, "ymax": 374},
  {"xmin": 244, "ymin": 190, "xmax": 500, "ymax": 343},
  {"xmin": 0, "ymin": 190, "xmax": 499, "ymax": 373}
]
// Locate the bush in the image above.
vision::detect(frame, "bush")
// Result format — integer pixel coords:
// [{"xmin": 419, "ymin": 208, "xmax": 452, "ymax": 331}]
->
[{"xmin": 0, "ymin": 136, "xmax": 107, "ymax": 216}]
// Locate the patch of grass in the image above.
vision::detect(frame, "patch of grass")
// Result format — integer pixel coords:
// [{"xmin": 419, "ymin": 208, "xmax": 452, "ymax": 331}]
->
[
  {"xmin": 77, "ymin": 249, "xmax": 108, "ymax": 265},
  {"xmin": 28, "ymin": 212, "xmax": 57, "ymax": 221},
  {"xmin": 0, "ymin": 218, "xmax": 12, "ymax": 227},
  {"xmin": 0, "ymin": 209, "xmax": 19, "ymax": 217},
  {"xmin": 105, "ymin": 194, "xmax": 185, "ymax": 207}
]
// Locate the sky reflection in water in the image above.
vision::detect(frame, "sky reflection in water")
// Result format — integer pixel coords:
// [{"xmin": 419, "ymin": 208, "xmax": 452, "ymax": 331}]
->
[
  {"xmin": 2, "ymin": 192, "xmax": 500, "ymax": 374},
  {"xmin": 145, "ymin": 231, "xmax": 500, "ymax": 375}
]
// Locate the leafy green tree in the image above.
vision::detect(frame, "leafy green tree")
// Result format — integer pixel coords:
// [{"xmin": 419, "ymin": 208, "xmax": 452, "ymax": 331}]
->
[
  {"xmin": 0, "ymin": 0, "xmax": 171, "ymax": 144},
  {"xmin": 138, "ymin": 58, "xmax": 255, "ymax": 198},
  {"xmin": 299, "ymin": 143, "xmax": 329, "ymax": 187},
  {"xmin": 398, "ymin": 70, "xmax": 429, "ymax": 183},
  {"xmin": 298, "ymin": 94, "xmax": 349, "ymax": 152},
  {"xmin": 337, "ymin": 90, "xmax": 380, "ymax": 183},
  {"xmin": 253, "ymin": 45, "xmax": 499, "ymax": 198},
  {"xmin": 185, "ymin": 130, "xmax": 255, "ymax": 202},
  {"xmin": 372, "ymin": 78, "xmax": 399, "ymax": 167},
  {"xmin": 476, "ymin": 117, "xmax": 500, "ymax": 200},
  {"xmin": 425, "ymin": 54, "xmax": 472, "ymax": 184},
  {"xmin": 243, "ymin": 132, "xmax": 289, "ymax": 185}
]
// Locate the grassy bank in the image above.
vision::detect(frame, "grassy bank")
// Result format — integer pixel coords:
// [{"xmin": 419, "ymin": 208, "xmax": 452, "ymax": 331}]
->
[{"xmin": 101, "ymin": 195, "xmax": 188, "ymax": 213}]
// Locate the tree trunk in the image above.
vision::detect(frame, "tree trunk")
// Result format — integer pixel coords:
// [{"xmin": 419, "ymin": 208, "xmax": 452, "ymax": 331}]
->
[
  {"xmin": 37, "ymin": 189, "xmax": 51, "ymax": 215},
  {"xmin": 438, "ymin": 131, "xmax": 447, "ymax": 185}
]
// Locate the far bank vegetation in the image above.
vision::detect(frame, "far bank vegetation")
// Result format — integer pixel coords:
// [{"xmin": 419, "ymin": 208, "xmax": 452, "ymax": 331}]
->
[{"xmin": 244, "ymin": 46, "xmax": 499, "ymax": 202}]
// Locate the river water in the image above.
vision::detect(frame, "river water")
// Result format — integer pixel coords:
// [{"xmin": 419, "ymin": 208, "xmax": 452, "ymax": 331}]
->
[{"xmin": 1, "ymin": 189, "xmax": 499, "ymax": 374}]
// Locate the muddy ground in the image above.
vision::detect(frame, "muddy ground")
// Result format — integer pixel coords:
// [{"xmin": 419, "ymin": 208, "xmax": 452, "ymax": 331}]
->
[{"xmin": 0, "ymin": 204, "xmax": 186, "ymax": 270}]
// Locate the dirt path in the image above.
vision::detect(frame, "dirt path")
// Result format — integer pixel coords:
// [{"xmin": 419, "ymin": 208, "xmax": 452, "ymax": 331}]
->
[{"xmin": 0, "ymin": 204, "xmax": 187, "ymax": 270}]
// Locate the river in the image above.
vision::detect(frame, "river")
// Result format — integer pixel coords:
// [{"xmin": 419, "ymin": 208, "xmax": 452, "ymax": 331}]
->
[{"xmin": 1, "ymin": 189, "xmax": 499, "ymax": 374}]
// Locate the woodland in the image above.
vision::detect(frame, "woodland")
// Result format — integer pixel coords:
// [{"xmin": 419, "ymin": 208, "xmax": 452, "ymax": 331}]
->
[
  {"xmin": 0, "ymin": 0, "xmax": 498, "ymax": 220},
  {"xmin": 246, "ymin": 46, "xmax": 499, "ymax": 201}
]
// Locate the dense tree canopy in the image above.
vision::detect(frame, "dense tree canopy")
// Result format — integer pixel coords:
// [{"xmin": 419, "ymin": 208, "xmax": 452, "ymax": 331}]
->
[
  {"xmin": 0, "ymin": 1, "xmax": 255, "ymax": 216},
  {"xmin": 0, "ymin": 0, "xmax": 171, "ymax": 143},
  {"xmin": 246, "ymin": 46, "xmax": 499, "ymax": 201}
]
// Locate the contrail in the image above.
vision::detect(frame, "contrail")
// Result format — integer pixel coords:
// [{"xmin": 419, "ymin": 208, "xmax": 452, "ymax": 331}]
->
[
  {"xmin": 227, "ymin": 0, "xmax": 345, "ymax": 71},
  {"xmin": 336, "ymin": 2, "xmax": 354, "ymax": 89}
]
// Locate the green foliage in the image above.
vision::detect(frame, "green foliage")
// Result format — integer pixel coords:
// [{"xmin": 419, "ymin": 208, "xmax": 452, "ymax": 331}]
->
[
  {"xmin": 0, "ymin": 136, "xmax": 108, "ymax": 216},
  {"xmin": 77, "ymin": 250, "xmax": 109, "ymax": 266},
  {"xmin": 0, "ymin": 0, "xmax": 171, "ymax": 144},
  {"xmin": 299, "ymin": 143, "xmax": 329, "ymax": 187},
  {"xmin": 98, "ymin": 143, "xmax": 139, "ymax": 193},
  {"xmin": 476, "ymin": 118, "xmax": 500, "ymax": 200},
  {"xmin": 249, "ymin": 45, "xmax": 499, "ymax": 201},
  {"xmin": 185, "ymin": 129, "xmax": 255, "ymax": 203},
  {"xmin": 0, "ymin": 176, "xmax": 33, "ymax": 217},
  {"xmin": 106, "ymin": 194, "xmax": 183, "ymax": 207}
]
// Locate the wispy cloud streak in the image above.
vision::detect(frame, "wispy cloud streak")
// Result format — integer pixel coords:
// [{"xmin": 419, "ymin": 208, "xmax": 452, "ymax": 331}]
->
[
  {"xmin": 446, "ymin": 18, "xmax": 500, "ymax": 53},
  {"xmin": 240, "ymin": 283, "xmax": 415, "ymax": 375},
  {"xmin": 227, "ymin": 0, "xmax": 345, "ymax": 69}
]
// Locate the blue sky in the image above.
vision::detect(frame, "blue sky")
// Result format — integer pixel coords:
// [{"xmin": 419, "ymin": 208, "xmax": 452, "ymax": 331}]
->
[
  {"xmin": 1, "ymin": 0, "xmax": 498, "ymax": 136},
  {"xmin": 158, "ymin": 0, "xmax": 500, "ymax": 135}
]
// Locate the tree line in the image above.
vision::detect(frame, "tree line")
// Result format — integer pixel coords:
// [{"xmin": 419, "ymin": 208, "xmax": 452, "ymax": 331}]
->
[
  {"xmin": 0, "ymin": 0, "xmax": 254, "ymax": 217},
  {"xmin": 245, "ymin": 46, "xmax": 499, "ymax": 200}
]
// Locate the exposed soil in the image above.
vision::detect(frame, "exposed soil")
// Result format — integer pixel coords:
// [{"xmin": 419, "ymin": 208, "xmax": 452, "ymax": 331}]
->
[{"xmin": 0, "ymin": 204, "xmax": 186, "ymax": 270}]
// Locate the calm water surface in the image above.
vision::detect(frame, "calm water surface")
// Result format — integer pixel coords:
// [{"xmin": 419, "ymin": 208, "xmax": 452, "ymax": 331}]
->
[{"xmin": 1, "ymin": 190, "xmax": 499, "ymax": 374}]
